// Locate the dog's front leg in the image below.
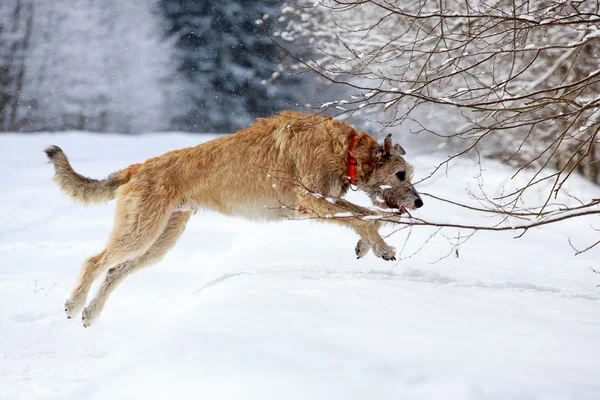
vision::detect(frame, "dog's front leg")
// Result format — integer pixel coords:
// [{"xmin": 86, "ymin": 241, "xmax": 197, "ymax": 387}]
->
[{"xmin": 295, "ymin": 194, "xmax": 396, "ymax": 261}]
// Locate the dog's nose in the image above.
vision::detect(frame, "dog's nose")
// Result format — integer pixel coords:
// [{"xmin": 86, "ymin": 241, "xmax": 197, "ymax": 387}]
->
[{"xmin": 414, "ymin": 199, "xmax": 423, "ymax": 208}]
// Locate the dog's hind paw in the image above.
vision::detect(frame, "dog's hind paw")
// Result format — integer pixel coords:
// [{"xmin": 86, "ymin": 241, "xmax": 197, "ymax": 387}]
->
[
  {"xmin": 64, "ymin": 297, "xmax": 85, "ymax": 320},
  {"xmin": 81, "ymin": 306, "xmax": 98, "ymax": 328},
  {"xmin": 355, "ymin": 239, "xmax": 371, "ymax": 259}
]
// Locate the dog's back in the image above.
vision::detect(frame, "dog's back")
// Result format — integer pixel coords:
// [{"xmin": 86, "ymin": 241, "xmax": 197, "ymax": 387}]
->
[{"xmin": 142, "ymin": 111, "xmax": 364, "ymax": 218}]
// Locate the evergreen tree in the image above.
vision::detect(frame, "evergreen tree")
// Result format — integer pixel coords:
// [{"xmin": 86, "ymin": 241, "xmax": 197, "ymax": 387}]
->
[
  {"xmin": 0, "ymin": 0, "xmax": 174, "ymax": 133},
  {"xmin": 161, "ymin": 0, "xmax": 313, "ymax": 132}
]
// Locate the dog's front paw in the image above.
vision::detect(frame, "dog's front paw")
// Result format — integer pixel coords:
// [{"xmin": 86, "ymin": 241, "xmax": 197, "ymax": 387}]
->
[
  {"xmin": 355, "ymin": 239, "xmax": 371, "ymax": 259},
  {"xmin": 372, "ymin": 241, "xmax": 396, "ymax": 261}
]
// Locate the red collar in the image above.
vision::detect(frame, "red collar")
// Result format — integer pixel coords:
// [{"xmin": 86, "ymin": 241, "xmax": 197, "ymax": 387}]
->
[{"xmin": 347, "ymin": 136, "xmax": 359, "ymax": 188}]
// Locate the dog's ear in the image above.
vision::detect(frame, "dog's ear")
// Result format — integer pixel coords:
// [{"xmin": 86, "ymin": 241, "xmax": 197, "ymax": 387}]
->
[
  {"xmin": 384, "ymin": 134, "xmax": 393, "ymax": 155},
  {"xmin": 393, "ymin": 143, "xmax": 406, "ymax": 156}
]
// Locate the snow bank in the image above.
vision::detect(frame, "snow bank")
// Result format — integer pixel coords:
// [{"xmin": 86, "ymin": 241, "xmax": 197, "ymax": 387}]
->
[{"xmin": 1, "ymin": 133, "xmax": 599, "ymax": 399}]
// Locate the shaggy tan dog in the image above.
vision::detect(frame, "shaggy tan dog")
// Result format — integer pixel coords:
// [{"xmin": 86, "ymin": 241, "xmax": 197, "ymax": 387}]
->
[{"xmin": 45, "ymin": 111, "xmax": 422, "ymax": 326}]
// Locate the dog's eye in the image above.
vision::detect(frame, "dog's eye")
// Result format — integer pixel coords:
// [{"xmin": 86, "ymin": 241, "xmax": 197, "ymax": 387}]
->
[{"xmin": 396, "ymin": 170, "xmax": 406, "ymax": 181}]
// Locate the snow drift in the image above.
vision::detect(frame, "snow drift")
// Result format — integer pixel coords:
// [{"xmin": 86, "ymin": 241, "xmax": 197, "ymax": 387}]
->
[{"xmin": 1, "ymin": 133, "xmax": 599, "ymax": 400}]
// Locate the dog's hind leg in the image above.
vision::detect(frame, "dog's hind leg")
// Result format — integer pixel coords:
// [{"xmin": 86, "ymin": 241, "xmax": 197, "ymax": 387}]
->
[
  {"xmin": 80, "ymin": 211, "xmax": 191, "ymax": 327},
  {"xmin": 64, "ymin": 192, "xmax": 173, "ymax": 319}
]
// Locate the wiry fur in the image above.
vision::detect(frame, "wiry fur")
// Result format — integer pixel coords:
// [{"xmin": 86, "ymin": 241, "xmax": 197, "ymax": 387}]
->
[{"xmin": 46, "ymin": 111, "xmax": 422, "ymax": 327}]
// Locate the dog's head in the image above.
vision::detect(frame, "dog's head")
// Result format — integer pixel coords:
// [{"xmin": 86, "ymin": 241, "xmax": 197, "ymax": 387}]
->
[{"xmin": 357, "ymin": 134, "xmax": 423, "ymax": 214}]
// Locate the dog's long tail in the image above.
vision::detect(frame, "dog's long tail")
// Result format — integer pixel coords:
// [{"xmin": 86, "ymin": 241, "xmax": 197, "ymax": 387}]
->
[{"xmin": 44, "ymin": 145, "xmax": 139, "ymax": 205}]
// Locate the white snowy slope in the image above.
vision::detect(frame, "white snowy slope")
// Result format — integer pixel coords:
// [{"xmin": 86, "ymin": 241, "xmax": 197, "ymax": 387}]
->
[{"xmin": 1, "ymin": 133, "xmax": 599, "ymax": 400}]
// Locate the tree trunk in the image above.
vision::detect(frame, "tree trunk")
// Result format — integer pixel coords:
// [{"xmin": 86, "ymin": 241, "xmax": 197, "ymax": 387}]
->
[{"xmin": 8, "ymin": 0, "xmax": 34, "ymax": 131}]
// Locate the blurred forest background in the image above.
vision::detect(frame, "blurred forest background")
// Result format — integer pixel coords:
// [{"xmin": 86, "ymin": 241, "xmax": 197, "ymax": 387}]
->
[{"xmin": 0, "ymin": 0, "xmax": 320, "ymax": 134}]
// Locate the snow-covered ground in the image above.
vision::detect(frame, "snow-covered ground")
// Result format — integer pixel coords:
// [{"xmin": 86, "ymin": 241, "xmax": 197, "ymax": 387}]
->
[{"xmin": 1, "ymin": 133, "xmax": 599, "ymax": 400}]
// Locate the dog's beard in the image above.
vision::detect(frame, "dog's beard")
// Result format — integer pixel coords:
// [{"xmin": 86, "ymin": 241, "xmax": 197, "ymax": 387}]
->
[
  {"xmin": 368, "ymin": 190, "xmax": 407, "ymax": 214},
  {"xmin": 381, "ymin": 188, "xmax": 409, "ymax": 214},
  {"xmin": 385, "ymin": 202, "xmax": 407, "ymax": 214}
]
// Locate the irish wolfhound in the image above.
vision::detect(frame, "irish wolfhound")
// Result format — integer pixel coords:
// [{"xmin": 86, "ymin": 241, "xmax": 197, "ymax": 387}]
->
[{"xmin": 45, "ymin": 111, "xmax": 422, "ymax": 327}]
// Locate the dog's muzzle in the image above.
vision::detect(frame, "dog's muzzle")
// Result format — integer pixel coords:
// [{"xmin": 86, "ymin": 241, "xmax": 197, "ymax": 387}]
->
[{"xmin": 381, "ymin": 187, "xmax": 423, "ymax": 214}]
